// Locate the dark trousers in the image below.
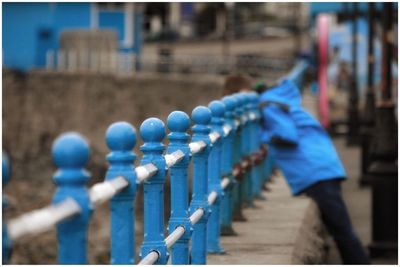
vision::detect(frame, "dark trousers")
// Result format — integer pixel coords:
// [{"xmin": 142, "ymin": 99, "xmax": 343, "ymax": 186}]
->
[{"xmin": 303, "ymin": 179, "xmax": 370, "ymax": 264}]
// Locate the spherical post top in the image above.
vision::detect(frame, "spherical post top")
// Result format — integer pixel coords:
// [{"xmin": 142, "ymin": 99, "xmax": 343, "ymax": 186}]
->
[
  {"xmin": 2, "ymin": 152, "xmax": 10, "ymax": 186},
  {"xmin": 106, "ymin": 121, "xmax": 136, "ymax": 151},
  {"xmin": 222, "ymin": 96, "xmax": 235, "ymax": 112},
  {"xmin": 191, "ymin": 106, "xmax": 211, "ymax": 125},
  {"xmin": 167, "ymin": 111, "xmax": 190, "ymax": 133},
  {"xmin": 52, "ymin": 132, "xmax": 90, "ymax": 169},
  {"xmin": 140, "ymin": 117, "xmax": 166, "ymax": 143},
  {"xmin": 208, "ymin": 100, "xmax": 225, "ymax": 118}
]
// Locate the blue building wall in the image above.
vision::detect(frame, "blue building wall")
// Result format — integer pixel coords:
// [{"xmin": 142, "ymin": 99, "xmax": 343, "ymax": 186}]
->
[
  {"xmin": 99, "ymin": 10, "xmax": 125, "ymax": 42},
  {"xmin": 3, "ymin": 3, "xmax": 53, "ymax": 70},
  {"xmin": 3, "ymin": 2, "xmax": 142, "ymax": 71}
]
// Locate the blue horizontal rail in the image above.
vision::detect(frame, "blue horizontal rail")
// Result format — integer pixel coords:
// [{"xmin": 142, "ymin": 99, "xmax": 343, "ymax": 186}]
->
[{"xmin": 2, "ymin": 61, "xmax": 307, "ymax": 265}]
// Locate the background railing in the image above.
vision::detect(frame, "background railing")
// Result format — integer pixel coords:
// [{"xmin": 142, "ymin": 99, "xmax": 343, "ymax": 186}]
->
[
  {"xmin": 45, "ymin": 49, "xmax": 293, "ymax": 79},
  {"xmin": 2, "ymin": 61, "xmax": 309, "ymax": 265}
]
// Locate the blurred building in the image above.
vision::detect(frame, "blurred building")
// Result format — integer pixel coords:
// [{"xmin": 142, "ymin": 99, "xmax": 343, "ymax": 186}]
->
[
  {"xmin": 3, "ymin": 2, "xmax": 144, "ymax": 71},
  {"xmin": 143, "ymin": 2, "xmax": 309, "ymax": 41}
]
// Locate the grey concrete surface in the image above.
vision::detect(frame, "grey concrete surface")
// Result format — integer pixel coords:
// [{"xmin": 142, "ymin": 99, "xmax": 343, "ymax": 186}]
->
[{"xmin": 207, "ymin": 175, "xmax": 328, "ymax": 265}]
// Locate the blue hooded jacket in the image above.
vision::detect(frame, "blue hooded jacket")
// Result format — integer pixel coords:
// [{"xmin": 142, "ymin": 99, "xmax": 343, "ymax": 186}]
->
[{"xmin": 259, "ymin": 79, "xmax": 346, "ymax": 195}]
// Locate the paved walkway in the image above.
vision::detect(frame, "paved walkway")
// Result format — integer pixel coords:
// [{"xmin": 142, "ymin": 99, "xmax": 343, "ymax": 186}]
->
[{"xmin": 207, "ymin": 175, "xmax": 325, "ymax": 265}]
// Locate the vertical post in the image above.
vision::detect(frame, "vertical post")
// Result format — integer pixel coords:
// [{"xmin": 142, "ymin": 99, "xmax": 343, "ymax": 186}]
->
[
  {"xmin": 359, "ymin": 2, "xmax": 376, "ymax": 186},
  {"xmin": 220, "ymin": 96, "xmax": 237, "ymax": 236},
  {"xmin": 105, "ymin": 122, "xmax": 137, "ymax": 264},
  {"xmin": 239, "ymin": 93, "xmax": 254, "ymax": 208},
  {"xmin": 248, "ymin": 92, "xmax": 265, "ymax": 199},
  {"xmin": 347, "ymin": 2, "xmax": 360, "ymax": 145},
  {"xmin": 139, "ymin": 118, "xmax": 169, "ymax": 265},
  {"xmin": 166, "ymin": 111, "xmax": 192, "ymax": 264},
  {"xmin": 207, "ymin": 100, "xmax": 226, "ymax": 254},
  {"xmin": 52, "ymin": 132, "xmax": 92, "ymax": 264},
  {"xmin": 2, "ymin": 152, "xmax": 11, "ymax": 264},
  {"xmin": 231, "ymin": 94, "xmax": 247, "ymax": 222},
  {"xmin": 189, "ymin": 106, "xmax": 212, "ymax": 264},
  {"xmin": 367, "ymin": 2, "xmax": 398, "ymax": 258}
]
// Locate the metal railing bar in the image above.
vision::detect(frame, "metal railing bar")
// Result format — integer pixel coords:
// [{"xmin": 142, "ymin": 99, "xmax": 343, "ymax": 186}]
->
[
  {"xmin": 189, "ymin": 140, "xmax": 206, "ymax": 154},
  {"xmin": 164, "ymin": 150, "xmax": 185, "ymax": 169},
  {"xmin": 136, "ymin": 163, "xmax": 158, "ymax": 183},
  {"xmin": 89, "ymin": 176, "xmax": 129, "ymax": 206},
  {"xmin": 7, "ymin": 198, "xmax": 81, "ymax": 241}
]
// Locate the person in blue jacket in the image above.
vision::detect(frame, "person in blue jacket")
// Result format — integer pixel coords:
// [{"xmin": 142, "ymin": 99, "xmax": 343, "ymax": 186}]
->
[
  {"xmin": 223, "ymin": 73, "xmax": 369, "ymax": 264},
  {"xmin": 258, "ymin": 79, "xmax": 369, "ymax": 264}
]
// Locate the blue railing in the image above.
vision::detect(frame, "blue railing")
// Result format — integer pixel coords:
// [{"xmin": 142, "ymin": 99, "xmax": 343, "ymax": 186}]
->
[
  {"xmin": 2, "ymin": 92, "xmax": 272, "ymax": 265},
  {"xmin": 2, "ymin": 60, "xmax": 308, "ymax": 265}
]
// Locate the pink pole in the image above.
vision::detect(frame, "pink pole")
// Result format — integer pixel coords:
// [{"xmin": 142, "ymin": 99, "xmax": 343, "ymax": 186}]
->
[{"xmin": 317, "ymin": 14, "xmax": 330, "ymax": 129}]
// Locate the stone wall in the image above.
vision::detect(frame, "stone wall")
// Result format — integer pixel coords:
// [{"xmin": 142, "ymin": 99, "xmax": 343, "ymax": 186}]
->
[{"xmin": 2, "ymin": 69, "xmax": 223, "ymax": 263}]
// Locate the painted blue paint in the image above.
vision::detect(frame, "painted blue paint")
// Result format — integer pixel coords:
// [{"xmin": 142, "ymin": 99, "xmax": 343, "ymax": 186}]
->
[
  {"xmin": 51, "ymin": 132, "xmax": 92, "ymax": 264},
  {"xmin": 231, "ymin": 94, "xmax": 245, "ymax": 220},
  {"xmin": 3, "ymin": 2, "xmax": 143, "ymax": 71},
  {"xmin": 238, "ymin": 93, "xmax": 253, "ymax": 207},
  {"xmin": 3, "ymin": 3, "xmax": 90, "ymax": 70},
  {"xmin": 207, "ymin": 100, "xmax": 226, "ymax": 254},
  {"xmin": 248, "ymin": 92, "xmax": 264, "ymax": 199},
  {"xmin": 189, "ymin": 106, "xmax": 212, "ymax": 264},
  {"xmin": 3, "ymin": 3, "xmax": 53, "ymax": 70},
  {"xmin": 139, "ymin": 118, "xmax": 169, "ymax": 265},
  {"xmin": 105, "ymin": 122, "xmax": 137, "ymax": 264},
  {"xmin": 99, "ymin": 11, "xmax": 125, "ymax": 42},
  {"xmin": 220, "ymin": 96, "xmax": 237, "ymax": 234},
  {"xmin": 166, "ymin": 111, "xmax": 192, "ymax": 264},
  {"xmin": 2, "ymin": 152, "xmax": 11, "ymax": 264}
]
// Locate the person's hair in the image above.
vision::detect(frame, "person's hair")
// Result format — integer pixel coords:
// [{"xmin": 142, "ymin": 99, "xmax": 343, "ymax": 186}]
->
[{"xmin": 222, "ymin": 74, "xmax": 253, "ymax": 96}]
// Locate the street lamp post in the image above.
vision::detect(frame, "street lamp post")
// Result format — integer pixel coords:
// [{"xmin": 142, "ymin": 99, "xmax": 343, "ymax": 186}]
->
[
  {"xmin": 359, "ymin": 3, "xmax": 376, "ymax": 186},
  {"xmin": 346, "ymin": 3, "xmax": 360, "ymax": 145},
  {"xmin": 367, "ymin": 2, "xmax": 398, "ymax": 258}
]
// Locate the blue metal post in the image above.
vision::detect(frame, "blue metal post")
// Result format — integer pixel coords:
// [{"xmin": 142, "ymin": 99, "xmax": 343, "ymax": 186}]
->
[
  {"xmin": 220, "ymin": 96, "xmax": 237, "ymax": 236},
  {"xmin": 189, "ymin": 106, "xmax": 212, "ymax": 264},
  {"xmin": 139, "ymin": 118, "xmax": 169, "ymax": 265},
  {"xmin": 2, "ymin": 152, "xmax": 11, "ymax": 264},
  {"xmin": 239, "ymin": 93, "xmax": 254, "ymax": 208},
  {"xmin": 166, "ymin": 111, "xmax": 192, "ymax": 264},
  {"xmin": 249, "ymin": 92, "xmax": 265, "ymax": 200},
  {"xmin": 52, "ymin": 132, "xmax": 92, "ymax": 264},
  {"xmin": 231, "ymin": 94, "xmax": 247, "ymax": 222},
  {"xmin": 105, "ymin": 122, "xmax": 137, "ymax": 264},
  {"xmin": 207, "ymin": 100, "xmax": 226, "ymax": 254}
]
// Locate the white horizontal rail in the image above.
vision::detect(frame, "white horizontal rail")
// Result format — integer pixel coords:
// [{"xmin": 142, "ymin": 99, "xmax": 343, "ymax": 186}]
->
[
  {"xmin": 208, "ymin": 191, "xmax": 218, "ymax": 205},
  {"xmin": 7, "ymin": 198, "xmax": 81, "ymax": 241},
  {"xmin": 164, "ymin": 150, "xmax": 185, "ymax": 168},
  {"xmin": 234, "ymin": 119, "xmax": 240, "ymax": 128},
  {"xmin": 165, "ymin": 225, "xmax": 186, "ymax": 249},
  {"xmin": 89, "ymin": 176, "xmax": 129, "ymax": 206},
  {"xmin": 138, "ymin": 251, "xmax": 159, "ymax": 265},
  {"xmin": 222, "ymin": 124, "xmax": 232, "ymax": 137},
  {"xmin": 221, "ymin": 177, "xmax": 230, "ymax": 190},
  {"xmin": 249, "ymin": 112, "xmax": 257, "ymax": 121},
  {"xmin": 136, "ymin": 163, "xmax": 158, "ymax": 183},
  {"xmin": 189, "ymin": 140, "xmax": 206, "ymax": 154},
  {"xmin": 232, "ymin": 166, "xmax": 240, "ymax": 177},
  {"xmin": 209, "ymin": 131, "xmax": 221, "ymax": 144},
  {"xmin": 189, "ymin": 208, "xmax": 205, "ymax": 225}
]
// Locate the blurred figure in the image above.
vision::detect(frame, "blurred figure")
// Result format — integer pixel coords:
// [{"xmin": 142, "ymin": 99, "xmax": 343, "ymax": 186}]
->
[{"xmin": 223, "ymin": 74, "xmax": 369, "ymax": 264}]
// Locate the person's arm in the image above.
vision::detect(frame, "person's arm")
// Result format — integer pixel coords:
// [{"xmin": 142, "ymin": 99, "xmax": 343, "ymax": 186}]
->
[{"xmin": 260, "ymin": 103, "xmax": 298, "ymax": 147}]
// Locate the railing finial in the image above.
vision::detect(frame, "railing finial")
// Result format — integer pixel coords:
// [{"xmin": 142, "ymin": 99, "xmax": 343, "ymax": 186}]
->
[
  {"xmin": 52, "ymin": 132, "xmax": 92, "ymax": 264},
  {"xmin": 207, "ymin": 100, "xmax": 226, "ymax": 254},
  {"xmin": 189, "ymin": 106, "xmax": 212, "ymax": 264},
  {"xmin": 139, "ymin": 117, "xmax": 169, "ymax": 265},
  {"xmin": 166, "ymin": 111, "xmax": 192, "ymax": 264},
  {"xmin": 105, "ymin": 121, "xmax": 137, "ymax": 264}
]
